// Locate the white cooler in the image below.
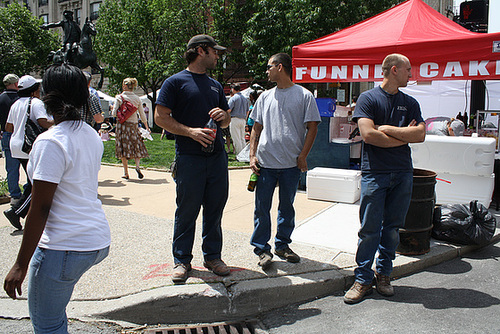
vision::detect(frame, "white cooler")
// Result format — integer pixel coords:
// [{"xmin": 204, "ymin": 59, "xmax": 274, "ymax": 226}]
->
[
  {"xmin": 307, "ymin": 167, "xmax": 361, "ymax": 203},
  {"xmin": 410, "ymin": 135, "xmax": 496, "ymax": 207}
]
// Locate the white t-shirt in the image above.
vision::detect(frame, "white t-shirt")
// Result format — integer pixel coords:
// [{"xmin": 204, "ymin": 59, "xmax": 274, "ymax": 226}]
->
[
  {"xmin": 28, "ymin": 121, "xmax": 111, "ymax": 251},
  {"xmin": 250, "ymin": 85, "xmax": 321, "ymax": 169},
  {"xmin": 7, "ymin": 97, "xmax": 52, "ymax": 159}
]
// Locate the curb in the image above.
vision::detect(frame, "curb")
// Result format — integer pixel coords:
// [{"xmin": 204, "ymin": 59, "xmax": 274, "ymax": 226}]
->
[
  {"xmin": 2, "ymin": 234, "xmax": 498, "ymax": 326},
  {"xmin": 64, "ymin": 233, "xmax": 499, "ymax": 325}
]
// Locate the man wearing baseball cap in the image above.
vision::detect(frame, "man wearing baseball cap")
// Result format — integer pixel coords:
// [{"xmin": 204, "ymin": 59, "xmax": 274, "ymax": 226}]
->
[
  {"xmin": 0, "ymin": 74, "xmax": 22, "ymax": 206},
  {"xmin": 4, "ymin": 75, "xmax": 52, "ymax": 230},
  {"xmin": 186, "ymin": 34, "xmax": 227, "ymax": 51},
  {"xmin": 155, "ymin": 34, "xmax": 231, "ymax": 283}
]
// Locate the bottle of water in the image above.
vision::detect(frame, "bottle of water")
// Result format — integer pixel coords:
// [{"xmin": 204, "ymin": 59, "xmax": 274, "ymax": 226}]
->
[{"xmin": 201, "ymin": 118, "xmax": 217, "ymax": 153}]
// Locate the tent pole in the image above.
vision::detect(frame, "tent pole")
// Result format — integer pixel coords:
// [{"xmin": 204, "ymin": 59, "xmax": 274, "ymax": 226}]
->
[{"xmin": 470, "ymin": 80, "xmax": 486, "ymax": 129}]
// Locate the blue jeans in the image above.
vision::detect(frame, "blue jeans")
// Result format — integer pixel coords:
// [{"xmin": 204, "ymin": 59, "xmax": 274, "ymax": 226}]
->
[
  {"xmin": 354, "ymin": 171, "xmax": 413, "ymax": 285},
  {"xmin": 251, "ymin": 167, "xmax": 301, "ymax": 255},
  {"xmin": 1, "ymin": 132, "xmax": 21, "ymax": 199},
  {"xmin": 173, "ymin": 151, "xmax": 228, "ymax": 264},
  {"xmin": 28, "ymin": 246, "xmax": 109, "ymax": 334}
]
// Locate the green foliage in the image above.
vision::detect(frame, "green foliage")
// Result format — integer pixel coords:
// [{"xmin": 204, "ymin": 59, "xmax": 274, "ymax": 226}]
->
[
  {"xmin": 95, "ymin": 0, "xmax": 251, "ymax": 103},
  {"xmin": 0, "ymin": 3, "xmax": 59, "ymax": 88},
  {"xmin": 0, "ymin": 177, "xmax": 9, "ymax": 197},
  {"xmin": 242, "ymin": 0, "xmax": 402, "ymax": 80}
]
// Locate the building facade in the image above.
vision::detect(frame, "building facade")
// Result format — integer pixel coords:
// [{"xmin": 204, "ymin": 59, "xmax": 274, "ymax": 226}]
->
[{"xmin": 2, "ymin": 0, "xmax": 101, "ymax": 26}]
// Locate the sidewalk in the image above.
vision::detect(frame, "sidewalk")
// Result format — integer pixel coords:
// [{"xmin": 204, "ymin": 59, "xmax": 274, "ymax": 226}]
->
[{"xmin": 0, "ymin": 161, "xmax": 499, "ymax": 327}]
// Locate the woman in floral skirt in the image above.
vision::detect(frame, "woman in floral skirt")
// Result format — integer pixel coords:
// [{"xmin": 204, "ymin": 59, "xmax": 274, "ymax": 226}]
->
[{"xmin": 112, "ymin": 77, "xmax": 150, "ymax": 179}]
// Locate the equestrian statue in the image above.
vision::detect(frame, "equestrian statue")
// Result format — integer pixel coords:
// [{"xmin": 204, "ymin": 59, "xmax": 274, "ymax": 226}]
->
[{"xmin": 42, "ymin": 11, "xmax": 104, "ymax": 90}]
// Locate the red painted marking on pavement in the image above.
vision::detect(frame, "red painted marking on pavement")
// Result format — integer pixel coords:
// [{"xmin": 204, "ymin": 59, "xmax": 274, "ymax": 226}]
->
[{"xmin": 436, "ymin": 177, "xmax": 452, "ymax": 184}]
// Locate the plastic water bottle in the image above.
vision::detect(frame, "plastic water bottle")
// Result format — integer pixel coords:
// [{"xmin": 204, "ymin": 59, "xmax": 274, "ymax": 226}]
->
[{"xmin": 201, "ymin": 118, "xmax": 217, "ymax": 153}]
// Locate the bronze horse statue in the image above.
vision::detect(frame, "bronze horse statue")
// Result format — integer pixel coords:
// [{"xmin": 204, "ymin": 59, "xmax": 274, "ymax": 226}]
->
[{"xmin": 48, "ymin": 18, "xmax": 104, "ymax": 89}]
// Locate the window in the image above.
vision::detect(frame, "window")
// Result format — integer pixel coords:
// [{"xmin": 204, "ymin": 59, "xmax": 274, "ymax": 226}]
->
[
  {"xmin": 90, "ymin": 2, "xmax": 101, "ymax": 20},
  {"xmin": 40, "ymin": 14, "xmax": 48, "ymax": 24},
  {"xmin": 39, "ymin": 0, "xmax": 48, "ymax": 6},
  {"xmin": 75, "ymin": 8, "xmax": 81, "ymax": 25}
]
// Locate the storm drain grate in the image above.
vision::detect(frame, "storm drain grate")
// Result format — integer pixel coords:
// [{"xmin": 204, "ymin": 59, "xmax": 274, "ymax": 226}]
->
[{"xmin": 144, "ymin": 320, "xmax": 263, "ymax": 334}]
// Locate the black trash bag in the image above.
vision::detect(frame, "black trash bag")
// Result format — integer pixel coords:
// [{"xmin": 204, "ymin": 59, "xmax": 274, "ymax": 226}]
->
[{"xmin": 432, "ymin": 200, "xmax": 497, "ymax": 245}]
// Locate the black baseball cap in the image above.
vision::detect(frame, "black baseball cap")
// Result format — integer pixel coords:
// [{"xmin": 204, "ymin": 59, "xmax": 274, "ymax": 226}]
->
[{"xmin": 187, "ymin": 34, "xmax": 226, "ymax": 51}]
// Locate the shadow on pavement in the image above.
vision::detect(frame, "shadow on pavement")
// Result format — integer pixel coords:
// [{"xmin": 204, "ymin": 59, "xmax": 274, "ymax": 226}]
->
[{"xmin": 388, "ymin": 286, "xmax": 500, "ymax": 309}]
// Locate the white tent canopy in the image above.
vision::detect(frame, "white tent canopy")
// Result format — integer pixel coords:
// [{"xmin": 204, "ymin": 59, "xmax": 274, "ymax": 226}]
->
[
  {"xmin": 397, "ymin": 81, "xmax": 500, "ymax": 124},
  {"xmin": 97, "ymin": 90, "xmax": 115, "ymax": 103}
]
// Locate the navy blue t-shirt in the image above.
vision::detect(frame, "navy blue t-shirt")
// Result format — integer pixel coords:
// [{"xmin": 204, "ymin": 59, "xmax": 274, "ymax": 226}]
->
[
  {"xmin": 353, "ymin": 86, "xmax": 423, "ymax": 172},
  {"xmin": 156, "ymin": 70, "xmax": 229, "ymax": 155}
]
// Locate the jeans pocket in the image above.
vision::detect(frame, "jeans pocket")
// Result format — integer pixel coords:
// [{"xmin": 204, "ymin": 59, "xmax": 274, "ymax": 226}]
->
[{"xmin": 60, "ymin": 250, "xmax": 99, "ymax": 282}]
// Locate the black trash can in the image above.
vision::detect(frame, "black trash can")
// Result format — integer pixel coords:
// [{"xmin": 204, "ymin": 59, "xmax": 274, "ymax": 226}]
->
[{"xmin": 396, "ymin": 168, "xmax": 437, "ymax": 256}]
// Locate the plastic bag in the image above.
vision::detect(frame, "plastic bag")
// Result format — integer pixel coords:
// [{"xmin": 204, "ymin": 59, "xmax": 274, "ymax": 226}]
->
[
  {"xmin": 432, "ymin": 200, "xmax": 497, "ymax": 245},
  {"xmin": 236, "ymin": 143, "xmax": 250, "ymax": 162}
]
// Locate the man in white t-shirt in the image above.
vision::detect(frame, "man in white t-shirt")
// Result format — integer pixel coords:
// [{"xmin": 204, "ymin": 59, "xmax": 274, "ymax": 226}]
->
[{"xmin": 249, "ymin": 53, "xmax": 321, "ymax": 270}]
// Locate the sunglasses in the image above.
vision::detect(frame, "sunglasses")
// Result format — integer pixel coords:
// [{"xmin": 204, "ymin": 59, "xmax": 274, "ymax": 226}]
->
[{"xmin": 266, "ymin": 64, "xmax": 279, "ymax": 70}]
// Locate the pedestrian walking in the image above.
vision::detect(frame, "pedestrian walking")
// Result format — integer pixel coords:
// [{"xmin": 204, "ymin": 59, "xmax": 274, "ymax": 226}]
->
[
  {"xmin": 4, "ymin": 63, "xmax": 111, "ymax": 333},
  {"xmin": 228, "ymin": 83, "xmax": 249, "ymax": 154},
  {"xmin": 112, "ymin": 78, "xmax": 150, "ymax": 180},
  {"xmin": 0, "ymin": 74, "xmax": 22, "ymax": 205},
  {"xmin": 344, "ymin": 53, "xmax": 425, "ymax": 304},
  {"xmin": 155, "ymin": 34, "xmax": 232, "ymax": 283},
  {"xmin": 3, "ymin": 75, "xmax": 53, "ymax": 230},
  {"xmin": 248, "ymin": 53, "xmax": 321, "ymax": 269}
]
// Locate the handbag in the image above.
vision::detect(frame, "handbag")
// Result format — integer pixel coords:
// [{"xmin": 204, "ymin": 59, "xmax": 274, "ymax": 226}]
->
[
  {"xmin": 22, "ymin": 98, "xmax": 45, "ymax": 154},
  {"xmin": 117, "ymin": 94, "xmax": 138, "ymax": 124}
]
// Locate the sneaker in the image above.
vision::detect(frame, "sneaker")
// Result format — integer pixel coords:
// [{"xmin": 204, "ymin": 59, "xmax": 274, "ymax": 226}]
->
[
  {"xmin": 10, "ymin": 197, "xmax": 21, "ymax": 207},
  {"xmin": 4, "ymin": 208, "xmax": 21, "ymax": 230},
  {"xmin": 172, "ymin": 263, "xmax": 191, "ymax": 283},
  {"xmin": 258, "ymin": 251, "xmax": 273, "ymax": 270},
  {"xmin": 275, "ymin": 247, "xmax": 300, "ymax": 263},
  {"xmin": 204, "ymin": 259, "xmax": 231, "ymax": 276},
  {"xmin": 375, "ymin": 272, "xmax": 394, "ymax": 297},
  {"xmin": 343, "ymin": 281, "xmax": 373, "ymax": 304}
]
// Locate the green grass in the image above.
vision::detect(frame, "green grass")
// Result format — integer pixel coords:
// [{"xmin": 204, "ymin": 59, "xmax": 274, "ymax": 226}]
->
[{"xmin": 101, "ymin": 132, "xmax": 249, "ymax": 169}]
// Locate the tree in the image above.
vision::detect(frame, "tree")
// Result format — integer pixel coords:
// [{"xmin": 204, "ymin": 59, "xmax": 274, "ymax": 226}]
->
[
  {"xmin": 95, "ymin": 0, "xmax": 250, "ymax": 113},
  {"xmin": 242, "ymin": 0, "xmax": 402, "ymax": 81},
  {"xmin": 0, "ymin": 3, "xmax": 59, "ymax": 88}
]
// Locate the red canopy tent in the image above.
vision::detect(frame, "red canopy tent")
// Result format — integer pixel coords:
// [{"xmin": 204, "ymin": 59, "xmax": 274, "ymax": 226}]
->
[{"xmin": 292, "ymin": 0, "xmax": 500, "ymax": 83}]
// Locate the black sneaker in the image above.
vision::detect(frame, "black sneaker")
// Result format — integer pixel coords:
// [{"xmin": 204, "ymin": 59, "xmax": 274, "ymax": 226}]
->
[
  {"xmin": 4, "ymin": 208, "xmax": 21, "ymax": 230},
  {"xmin": 258, "ymin": 251, "xmax": 273, "ymax": 270},
  {"xmin": 275, "ymin": 247, "xmax": 300, "ymax": 263}
]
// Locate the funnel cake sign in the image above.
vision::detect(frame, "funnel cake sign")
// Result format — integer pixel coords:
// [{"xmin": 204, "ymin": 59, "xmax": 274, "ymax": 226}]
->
[{"xmin": 294, "ymin": 59, "xmax": 500, "ymax": 83}]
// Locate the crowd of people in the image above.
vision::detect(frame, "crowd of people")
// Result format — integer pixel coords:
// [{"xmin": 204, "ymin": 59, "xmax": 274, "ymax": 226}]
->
[{"xmin": 1, "ymin": 31, "xmax": 427, "ymax": 332}]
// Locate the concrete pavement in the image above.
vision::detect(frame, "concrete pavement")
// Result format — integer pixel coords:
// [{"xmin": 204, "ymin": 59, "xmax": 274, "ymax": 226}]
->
[{"xmin": 0, "ymin": 161, "xmax": 499, "ymax": 327}]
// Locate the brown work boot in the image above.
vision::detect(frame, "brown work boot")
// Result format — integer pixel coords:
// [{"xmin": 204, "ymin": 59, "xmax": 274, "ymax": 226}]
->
[
  {"xmin": 204, "ymin": 259, "xmax": 231, "ymax": 276},
  {"xmin": 375, "ymin": 272, "xmax": 394, "ymax": 297},
  {"xmin": 275, "ymin": 246, "xmax": 300, "ymax": 263},
  {"xmin": 172, "ymin": 263, "xmax": 191, "ymax": 283},
  {"xmin": 344, "ymin": 281, "xmax": 373, "ymax": 304}
]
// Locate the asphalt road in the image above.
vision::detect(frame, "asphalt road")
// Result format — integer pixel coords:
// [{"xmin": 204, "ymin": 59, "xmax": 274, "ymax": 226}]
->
[{"xmin": 259, "ymin": 242, "xmax": 500, "ymax": 334}]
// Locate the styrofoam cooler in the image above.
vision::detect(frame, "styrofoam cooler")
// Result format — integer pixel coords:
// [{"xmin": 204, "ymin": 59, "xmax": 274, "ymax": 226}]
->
[
  {"xmin": 434, "ymin": 172, "xmax": 494, "ymax": 207},
  {"xmin": 307, "ymin": 167, "xmax": 361, "ymax": 203},
  {"xmin": 410, "ymin": 135, "xmax": 496, "ymax": 176},
  {"xmin": 410, "ymin": 135, "xmax": 496, "ymax": 207}
]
